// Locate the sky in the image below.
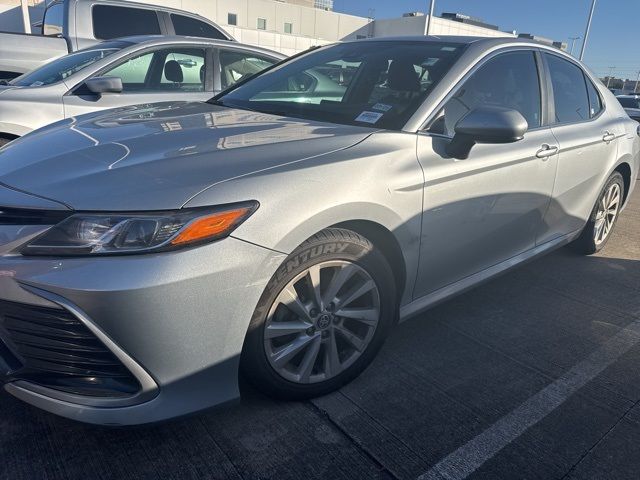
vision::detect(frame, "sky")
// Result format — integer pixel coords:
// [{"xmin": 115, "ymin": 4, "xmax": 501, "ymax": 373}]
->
[{"xmin": 332, "ymin": 0, "xmax": 640, "ymax": 81}]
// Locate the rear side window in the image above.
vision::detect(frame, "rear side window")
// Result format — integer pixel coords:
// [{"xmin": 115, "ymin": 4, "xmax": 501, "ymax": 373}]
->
[
  {"xmin": 92, "ymin": 5, "xmax": 161, "ymax": 40},
  {"xmin": 585, "ymin": 77, "xmax": 603, "ymax": 118},
  {"xmin": 618, "ymin": 97, "xmax": 640, "ymax": 109},
  {"xmin": 171, "ymin": 14, "xmax": 226, "ymax": 39},
  {"xmin": 219, "ymin": 50, "xmax": 277, "ymax": 89},
  {"xmin": 545, "ymin": 54, "xmax": 590, "ymax": 124}
]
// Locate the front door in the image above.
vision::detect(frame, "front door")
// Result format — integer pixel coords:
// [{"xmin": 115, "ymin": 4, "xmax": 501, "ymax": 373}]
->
[{"xmin": 414, "ymin": 49, "xmax": 558, "ymax": 298}]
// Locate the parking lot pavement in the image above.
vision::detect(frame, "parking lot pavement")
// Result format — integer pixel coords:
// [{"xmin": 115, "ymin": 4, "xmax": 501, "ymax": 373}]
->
[{"xmin": 1, "ymin": 183, "xmax": 638, "ymax": 480}]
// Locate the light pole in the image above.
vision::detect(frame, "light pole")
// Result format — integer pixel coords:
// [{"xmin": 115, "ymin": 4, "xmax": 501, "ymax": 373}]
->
[
  {"xmin": 568, "ymin": 36, "xmax": 580, "ymax": 56},
  {"xmin": 426, "ymin": 0, "xmax": 435, "ymax": 36},
  {"xmin": 20, "ymin": 0, "xmax": 31, "ymax": 34},
  {"xmin": 606, "ymin": 66, "xmax": 615, "ymax": 88},
  {"xmin": 579, "ymin": 0, "xmax": 597, "ymax": 61}
]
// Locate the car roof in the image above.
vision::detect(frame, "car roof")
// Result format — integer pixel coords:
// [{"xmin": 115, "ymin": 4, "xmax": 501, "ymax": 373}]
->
[
  {"xmin": 109, "ymin": 35, "xmax": 285, "ymax": 59},
  {"xmin": 342, "ymin": 35, "xmax": 544, "ymax": 48}
]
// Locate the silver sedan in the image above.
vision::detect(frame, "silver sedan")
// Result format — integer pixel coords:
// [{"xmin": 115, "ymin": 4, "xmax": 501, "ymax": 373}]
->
[
  {"xmin": 0, "ymin": 36, "xmax": 638, "ymax": 425},
  {"xmin": 0, "ymin": 35, "xmax": 283, "ymax": 145}
]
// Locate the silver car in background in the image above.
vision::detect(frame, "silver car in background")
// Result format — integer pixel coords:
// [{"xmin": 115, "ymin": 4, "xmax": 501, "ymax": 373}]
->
[
  {"xmin": 617, "ymin": 94, "xmax": 640, "ymax": 123},
  {"xmin": 0, "ymin": 37, "xmax": 638, "ymax": 425},
  {"xmin": 0, "ymin": 36, "xmax": 283, "ymax": 145}
]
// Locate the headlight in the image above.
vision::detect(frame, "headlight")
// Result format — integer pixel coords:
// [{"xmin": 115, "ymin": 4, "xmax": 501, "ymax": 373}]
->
[{"xmin": 21, "ymin": 201, "xmax": 258, "ymax": 256}]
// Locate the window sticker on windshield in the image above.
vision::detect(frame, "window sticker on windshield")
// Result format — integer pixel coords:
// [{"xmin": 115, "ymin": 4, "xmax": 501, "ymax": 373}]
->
[
  {"xmin": 372, "ymin": 103, "xmax": 393, "ymax": 112},
  {"xmin": 355, "ymin": 111, "xmax": 383, "ymax": 124}
]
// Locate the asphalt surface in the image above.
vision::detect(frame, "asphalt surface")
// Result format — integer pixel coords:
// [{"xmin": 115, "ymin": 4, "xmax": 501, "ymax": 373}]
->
[{"xmin": 1, "ymin": 182, "xmax": 639, "ymax": 480}]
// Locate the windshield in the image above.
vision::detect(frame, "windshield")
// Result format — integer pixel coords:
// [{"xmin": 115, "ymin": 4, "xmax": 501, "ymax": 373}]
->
[
  {"xmin": 618, "ymin": 97, "xmax": 640, "ymax": 109},
  {"xmin": 10, "ymin": 42, "xmax": 130, "ymax": 87},
  {"xmin": 214, "ymin": 41, "xmax": 465, "ymax": 130}
]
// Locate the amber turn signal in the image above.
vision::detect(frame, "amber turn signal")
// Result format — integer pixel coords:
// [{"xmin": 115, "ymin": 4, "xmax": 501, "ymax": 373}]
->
[{"xmin": 171, "ymin": 207, "xmax": 254, "ymax": 246}]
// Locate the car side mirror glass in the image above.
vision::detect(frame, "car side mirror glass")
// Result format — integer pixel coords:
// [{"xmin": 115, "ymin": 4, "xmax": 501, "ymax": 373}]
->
[
  {"xmin": 84, "ymin": 76, "xmax": 123, "ymax": 96},
  {"xmin": 446, "ymin": 106, "xmax": 528, "ymax": 159}
]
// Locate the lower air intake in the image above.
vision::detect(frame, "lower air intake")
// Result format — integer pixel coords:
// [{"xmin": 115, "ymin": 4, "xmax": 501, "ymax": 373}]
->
[{"xmin": 0, "ymin": 299, "xmax": 140, "ymax": 397}]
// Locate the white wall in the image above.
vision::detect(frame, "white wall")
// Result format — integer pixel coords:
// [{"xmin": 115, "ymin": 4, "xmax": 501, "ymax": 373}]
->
[{"xmin": 373, "ymin": 15, "xmax": 515, "ymax": 39}]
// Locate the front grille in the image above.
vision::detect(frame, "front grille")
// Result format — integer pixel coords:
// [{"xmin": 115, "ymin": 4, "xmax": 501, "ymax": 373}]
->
[
  {"xmin": 0, "ymin": 207, "xmax": 72, "ymax": 225},
  {"xmin": 0, "ymin": 300, "xmax": 140, "ymax": 397}
]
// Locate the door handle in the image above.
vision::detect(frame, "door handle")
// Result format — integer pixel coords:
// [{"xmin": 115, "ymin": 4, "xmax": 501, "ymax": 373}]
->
[
  {"xmin": 602, "ymin": 132, "xmax": 616, "ymax": 143},
  {"xmin": 536, "ymin": 144, "xmax": 559, "ymax": 158}
]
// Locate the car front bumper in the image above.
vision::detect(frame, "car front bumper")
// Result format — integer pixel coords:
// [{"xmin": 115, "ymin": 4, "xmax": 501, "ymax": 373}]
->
[{"xmin": 0, "ymin": 231, "xmax": 285, "ymax": 425}]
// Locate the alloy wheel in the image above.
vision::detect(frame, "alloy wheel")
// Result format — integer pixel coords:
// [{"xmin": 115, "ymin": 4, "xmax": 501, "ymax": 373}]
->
[
  {"xmin": 263, "ymin": 260, "xmax": 381, "ymax": 384},
  {"xmin": 594, "ymin": 183, "xmax": 621, "ymax": 246}
]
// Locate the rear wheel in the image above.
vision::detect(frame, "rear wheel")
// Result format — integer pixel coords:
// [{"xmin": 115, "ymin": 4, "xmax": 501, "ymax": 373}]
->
[
  {"xmin": 572, "ymin": 171, "xmax": 625, "ymax": 254},
  {"xmin": 241, "ymin": 228, "xmax": 397, "ymax": 399}
]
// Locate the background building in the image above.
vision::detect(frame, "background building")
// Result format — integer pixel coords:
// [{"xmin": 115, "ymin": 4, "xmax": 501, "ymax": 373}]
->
[{"xmin": 0, "ymin": 0, "xmax": 568, "ymax": 57}]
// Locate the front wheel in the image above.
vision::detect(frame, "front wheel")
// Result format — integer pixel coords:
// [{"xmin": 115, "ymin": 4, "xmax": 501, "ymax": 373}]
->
[
  {"xmin": 572, "ymin": 171, "xmax": 625, "ymax": 254},
  {"xmin": 241, "ymin": 228, "xmax": 397, "ymax": 400}
]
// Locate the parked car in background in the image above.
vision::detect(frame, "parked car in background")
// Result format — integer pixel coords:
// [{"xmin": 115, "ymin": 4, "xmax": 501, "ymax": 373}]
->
[
  {"xmin": 617, "ymin": 94, "xmax": 640, "ymax": 122},
  {"xmin": 0, "ymin": 36, "xmax": 283, "ymax": 145},
  {"xmin": 0, "ymin": 37, "xmax": 638, "ymax": 425},
  {"xmin": 0, "ymin": 0, "xmax": 233, "ymax": 81}
]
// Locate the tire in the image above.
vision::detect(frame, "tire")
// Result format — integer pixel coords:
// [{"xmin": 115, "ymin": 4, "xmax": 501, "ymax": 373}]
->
[
  {"xmin": 241, "ymin": 228, "xmax": 397, "ymax": 400},
  {"xmin": 571, "ymin": 171, "xmax": 625, "ymax": 255}
]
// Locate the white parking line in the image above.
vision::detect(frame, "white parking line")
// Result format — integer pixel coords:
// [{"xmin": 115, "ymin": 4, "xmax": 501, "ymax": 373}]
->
[{"xmin": 419, "ymin": 318, "xmax": 640, "ymax": 480}]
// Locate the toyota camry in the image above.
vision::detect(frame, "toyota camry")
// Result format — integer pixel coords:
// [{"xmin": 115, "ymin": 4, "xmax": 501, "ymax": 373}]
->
[{"xmin": 0, "ymin": 36, "xmax": 638, "ymax": 425}]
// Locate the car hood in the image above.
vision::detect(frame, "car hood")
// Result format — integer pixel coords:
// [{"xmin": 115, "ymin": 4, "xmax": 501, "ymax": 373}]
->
[
  {"xmin": 0, "ymin": 85, "xmax": 20, "ymax": 96},
  {"xmin": 0, "ymin": 101, "xmax": 374, "ymax": 211}
]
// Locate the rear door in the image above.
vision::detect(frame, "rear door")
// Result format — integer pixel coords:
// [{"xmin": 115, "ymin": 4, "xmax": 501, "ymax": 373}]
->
[
  {"xmin": 63, "ymin": 45, "xmax": 213, "ymax": 118},
  {"xmin": 538, "ymin": 52, "xmax": 620, "ymax": 243}
]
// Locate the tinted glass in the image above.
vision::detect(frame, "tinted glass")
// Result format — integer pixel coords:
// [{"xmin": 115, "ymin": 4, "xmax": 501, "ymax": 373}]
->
[
  {"xmin": 102, "ymin": 47, "xmax": 206, "ymax": 93},
  {"xmin": 545, "ymin": 54, "xmax": 590, "ymax": 124},
  {"xmin": 216, "ymin": 41, "xmax": 465, "ymax": 130},
  {"xmin": 585, "ymin": 77, "xmax": 603, "ymax": 118},
  {"xmin": 220, "ymin": 50, "xmax": 277, "ymax": 89},
  {"xmin": 171, "ymin": 14, "xmax": 226, "ymax": 39},
  {"xmin": 10, "ymin": 45, "xmax": 125, "ymax": 86},
  {"xmin": 43, "ymin": 2, "xmax": 64, "ymax": 36},
  {"xmin": 618, "ymin": 97, "xmax": 640, "ymax": 109},
  {"xmin": 435, "ymin": 51, "xmax": 541, "ymax": 136},
  {"xmin": 228, "ymin": 13, "xmax": 237, "ymax": 26},
  {"xmin": 92, "ymin": 6, "xmax": 161, "ymax": 40}
]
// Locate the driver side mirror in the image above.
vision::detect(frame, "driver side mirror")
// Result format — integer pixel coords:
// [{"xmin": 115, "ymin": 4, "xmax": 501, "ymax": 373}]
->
[
  {"xmin": 84, "ymin": 76, "xmax": 123, "ymax": 96},
  {"xmin": 446, "ymin": 106, "xmax": 528, "ymax": 159}
]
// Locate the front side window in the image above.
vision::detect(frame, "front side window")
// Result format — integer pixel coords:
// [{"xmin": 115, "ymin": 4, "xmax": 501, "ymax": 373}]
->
[
  {"xmin": 171, "ymin": 14, "xmax": 226, "ymax": 40},
  {"xmin": 219, "ymin": 50, "xmax": 277, "ymax": 89},
  {"xmin": 257, "ymin": 18, "xmax": 267, "ymax": 30},
  {"xmin": 433, "ymin": 51, "xmax": 541, "ymax": 136},
  {"xmin": 92, "ymin": 6, "xmax": 161, "ymax": 40},
  {"xmin": 101, "ymin": 47, "xmax": 206, "ymax": 93},
  {"xmin": 215, "ymin": 41, "xmax": 465, "ymax": 130},
  {"xmin": 10, "ymin": 43, "xmax": 127, "ymax": 87},
  {"xmin": 43, "ymin": 2, "xmax": 64, "ymax": 36},
  {"xmin": 545, "ymin": 53, "xmax": 590, "ymax": 124}
]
